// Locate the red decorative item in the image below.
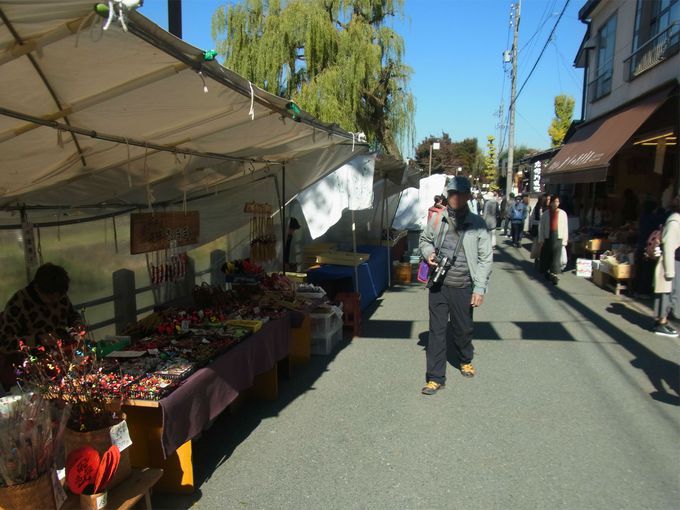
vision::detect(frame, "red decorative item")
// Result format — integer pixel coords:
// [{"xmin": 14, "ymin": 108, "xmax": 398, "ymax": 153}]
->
[
  {"xmin": 94, "ymin": 445, "xmax": 120, "ymax": 494},
  {"xmin": 66, "ymin": 446, "xmax": 100, "ymax": 495}
]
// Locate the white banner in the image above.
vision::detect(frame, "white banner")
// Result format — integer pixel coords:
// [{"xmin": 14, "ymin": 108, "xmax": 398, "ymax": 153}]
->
[{"xmin": 298, "ymin": 154, "xmax": 376, "ymax": 239}]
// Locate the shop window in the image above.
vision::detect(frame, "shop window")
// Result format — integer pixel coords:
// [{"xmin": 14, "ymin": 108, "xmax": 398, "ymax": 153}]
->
[
  {"xmin": 590, "ymin": 14, "xmax": 617, "ymax": 101},
  {"xmin": 627, "ymin": 0, "xmax": 679, "ymax": 80}
]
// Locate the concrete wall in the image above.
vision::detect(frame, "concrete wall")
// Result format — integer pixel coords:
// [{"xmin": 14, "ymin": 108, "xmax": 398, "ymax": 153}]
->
[{"xmin": 584, "ymin": 0, "xmax": 679, "ymax": 121}]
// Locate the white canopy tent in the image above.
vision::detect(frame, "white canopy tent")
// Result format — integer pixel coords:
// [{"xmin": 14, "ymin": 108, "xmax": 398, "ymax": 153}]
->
[{"xmin": 0, "ymin": 0, "xmax": 368, "ymax": 254}]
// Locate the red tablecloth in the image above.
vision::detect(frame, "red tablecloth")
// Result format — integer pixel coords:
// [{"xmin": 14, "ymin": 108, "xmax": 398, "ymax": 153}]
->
[{"xmin": 159, "ymin": 313, "xmax": 291, "ymax": 457}]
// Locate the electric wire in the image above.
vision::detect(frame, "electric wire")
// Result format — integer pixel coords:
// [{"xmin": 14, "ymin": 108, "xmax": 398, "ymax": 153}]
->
[{"xmin": 511, "ymin": 0, "xmax": 571, "ymax": 109}]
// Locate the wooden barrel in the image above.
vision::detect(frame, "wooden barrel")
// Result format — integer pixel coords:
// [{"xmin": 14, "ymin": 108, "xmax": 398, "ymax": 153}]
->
[{"xmin": 395, "ymin": 262, "xmax": 412, "ymax": 283}]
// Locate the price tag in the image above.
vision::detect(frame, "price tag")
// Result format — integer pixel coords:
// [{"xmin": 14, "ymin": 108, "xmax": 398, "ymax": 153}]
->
[
  {"xmin": 109, "ymin": 420, "xmax": 133, "ymax": 452},
  {"xmin": 51, "ymin": 469, "xmax": 67, "ymax": 508}
]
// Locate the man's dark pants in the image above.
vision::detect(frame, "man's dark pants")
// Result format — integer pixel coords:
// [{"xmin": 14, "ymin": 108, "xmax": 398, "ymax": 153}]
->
[
  {"xmin": 427, "ymin": 285, "xmax": 474, "ymax": 384},
  {"xmin": 511, "ymin": 221, "xmax": 523, "ymax": 245}
]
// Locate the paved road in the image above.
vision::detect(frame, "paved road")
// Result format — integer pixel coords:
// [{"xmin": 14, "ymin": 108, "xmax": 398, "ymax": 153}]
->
[{"xmin": 155, "ymin": 238, "xmax": 680, "ymax": 510}]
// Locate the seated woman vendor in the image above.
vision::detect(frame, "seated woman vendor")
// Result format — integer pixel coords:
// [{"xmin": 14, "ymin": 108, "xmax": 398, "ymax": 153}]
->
[{"xmin": 0, "ymin": 263, "xmax": 82, "ymax": 353}]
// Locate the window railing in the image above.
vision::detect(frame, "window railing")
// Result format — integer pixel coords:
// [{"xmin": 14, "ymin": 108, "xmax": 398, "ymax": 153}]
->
[
  {"xmin": 625, "ymin": 21, "xmax": 680, "ymax": 81},
  {"xmin": 588, "ymin": 66, "xmax": 613, "ymax": 102}
]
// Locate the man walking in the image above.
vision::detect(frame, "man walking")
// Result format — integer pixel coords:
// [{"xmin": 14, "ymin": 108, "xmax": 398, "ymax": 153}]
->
[
  {"xmin": 509, "ymin": 194, "xmax": 528, "ymax": 247},
  {"xmin": 501, "ymin": 193, "xmax": 514, "ymax": 236},
  {"xmin": 419, "ymin": 176, "xmax": 493, "ymax": 395},
  {"xmin": 483, "ymin": 191, "xmax": 499, "ymax": 249}
]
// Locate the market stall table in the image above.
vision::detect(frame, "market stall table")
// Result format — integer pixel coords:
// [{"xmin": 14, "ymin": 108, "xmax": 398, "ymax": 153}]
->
[
  {"xmin": 121, "ymin": 314, "xmax": 292, "ymax": 493},
  {"xmin": 306, "ymin": 245, "xmax": 389, "ymax": 311}
]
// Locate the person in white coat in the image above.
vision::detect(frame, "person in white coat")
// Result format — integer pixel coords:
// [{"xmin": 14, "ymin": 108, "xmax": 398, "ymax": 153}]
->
[
  {"xmin": 538, "ymin": 194, "xmax": 569, "ymax": 285},
  {"xmin": 653, "ymin": 196, "xmax": 680, "ymax": 337}
]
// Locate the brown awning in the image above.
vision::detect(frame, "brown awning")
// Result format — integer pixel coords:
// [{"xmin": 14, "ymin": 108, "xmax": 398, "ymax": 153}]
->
[{"xmin": 544, "ymin": 86, "xmax": 674, "ymax": 184}]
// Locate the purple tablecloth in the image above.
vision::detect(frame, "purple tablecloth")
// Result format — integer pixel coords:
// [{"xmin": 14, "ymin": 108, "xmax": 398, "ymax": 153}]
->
[{"xmin": 159, "ymin": 314, "xmax": 291, "ymax": 457}]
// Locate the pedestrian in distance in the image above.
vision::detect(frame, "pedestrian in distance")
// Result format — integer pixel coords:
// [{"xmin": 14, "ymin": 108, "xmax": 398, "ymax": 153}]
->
[
  {"xmin": 652, "ymin": 196, "xmax": 680, "ymax": 337},
  {"xmin": 483, "ymin": 191, "xmax": 499, "ymax": 249},
  {"xmin": 538, "ymin": 194, "xmax": 569, "ymax": 286},
  {"xmin": 509, "ymin": 195, "xmax": 528, "ymax": 247},
  {"xmin": 427, "ymin": 194, "xmax": 446, "ymax": 222},
  {"xmin": 501, "ymin": 192, "xmax": 514, "ymax": 236},
  {"xmin": 418, "ymin": 176, "xmax": 493, "ymax": 395}
]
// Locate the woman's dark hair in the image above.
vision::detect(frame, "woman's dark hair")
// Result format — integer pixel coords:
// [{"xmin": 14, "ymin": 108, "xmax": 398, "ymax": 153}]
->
[{"xmin": 33, "ymin": 263, "xmax": 70, "ymax": 295}]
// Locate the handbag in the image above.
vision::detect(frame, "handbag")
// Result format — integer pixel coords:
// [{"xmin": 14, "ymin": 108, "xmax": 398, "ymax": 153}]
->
[
  {"xmin": 560, "ymin": 246, "xmax": 568, "ymax": 270},
  {"xmin": 417, "ymin": 260, "xmax": 430, "ymax": 283},
  {"xmin": 530, "ymin": 240, "xmax": 540, "ymax": 260}
]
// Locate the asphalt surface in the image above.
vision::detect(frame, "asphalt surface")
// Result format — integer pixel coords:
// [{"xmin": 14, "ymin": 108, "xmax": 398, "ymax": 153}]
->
[{"xmin": 155, "ymin": 237, "xmax": 680, "ymax": 510}]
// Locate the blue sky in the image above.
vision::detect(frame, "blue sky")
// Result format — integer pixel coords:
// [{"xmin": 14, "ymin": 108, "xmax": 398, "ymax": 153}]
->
[{"xmin": 140, "ymin": 0, "xmax": 587, "ymax": 157}]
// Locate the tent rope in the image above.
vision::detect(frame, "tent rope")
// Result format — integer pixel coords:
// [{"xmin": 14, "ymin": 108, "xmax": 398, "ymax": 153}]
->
[
  {"xmin": 125, "ymin": 137, "xmax": 132, "ymax": 187},
  {"xmin": 248, "ymin": 82, "xmax": 255, "ymax": 120}
]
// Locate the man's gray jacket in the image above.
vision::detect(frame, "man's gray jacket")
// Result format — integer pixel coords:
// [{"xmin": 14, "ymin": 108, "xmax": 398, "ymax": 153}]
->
[{"xmin": 419, "ymin": 209, "xmax": 493, "ymax": 295}]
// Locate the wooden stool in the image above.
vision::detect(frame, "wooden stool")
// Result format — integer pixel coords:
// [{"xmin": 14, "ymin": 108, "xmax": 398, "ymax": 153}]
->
[{"xmin": 336, "ymin": 292, "xmax": 361, "ymax": 338}]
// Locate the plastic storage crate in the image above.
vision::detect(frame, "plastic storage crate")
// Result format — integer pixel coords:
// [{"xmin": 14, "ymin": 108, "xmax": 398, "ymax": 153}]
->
[
  {"xmin": 310, "ymin": 311, "xmax": 342, "ymax": 338},
  {"xmin": 311, "ymin": 323, "xmax": 343, "ymax": 355}
]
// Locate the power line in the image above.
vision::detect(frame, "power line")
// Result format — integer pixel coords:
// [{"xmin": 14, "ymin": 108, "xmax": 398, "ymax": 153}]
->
[{"xmin": 511, "ymin": 0, "xmax": 571, "ymax": 109}]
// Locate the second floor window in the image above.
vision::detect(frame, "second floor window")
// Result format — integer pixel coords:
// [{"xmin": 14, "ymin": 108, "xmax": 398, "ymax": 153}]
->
[
  {"xmin": 592, "ymin": 14, "xmax": 617, "ymax": 101},
  {"xmin": 634, "ymin": 0, "xmax": 679, "ymax": 50}
]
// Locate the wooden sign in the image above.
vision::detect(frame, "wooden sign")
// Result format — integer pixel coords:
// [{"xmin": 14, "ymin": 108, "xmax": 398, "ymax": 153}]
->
[{"xmin": 130, "ymin": 212, "xmax": 199, "ymax": 254}]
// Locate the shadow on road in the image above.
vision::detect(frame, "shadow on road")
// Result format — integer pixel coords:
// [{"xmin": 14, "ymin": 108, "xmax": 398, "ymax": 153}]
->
[{"xmin": 495, "ymin": 246, "xmax": 679, "ymax": 407}]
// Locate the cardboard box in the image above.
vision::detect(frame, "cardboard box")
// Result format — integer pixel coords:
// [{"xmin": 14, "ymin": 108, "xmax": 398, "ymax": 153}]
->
[
  {"xmin": 610, "ymin": 263, "xmax": 631, "ymax": 280},
  {"xmin": 592, "ymin": 268, "xmax": 607, "ymax": 288}
]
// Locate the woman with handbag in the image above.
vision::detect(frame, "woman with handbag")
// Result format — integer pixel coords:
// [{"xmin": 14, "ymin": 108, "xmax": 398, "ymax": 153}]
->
[
  {"xmin": 538, "ymin": 195, "xmax": 569, "ymax": 286},
  {"xmin": 652, "ymin": 196, "xmax": 680, "ymax": 337}
]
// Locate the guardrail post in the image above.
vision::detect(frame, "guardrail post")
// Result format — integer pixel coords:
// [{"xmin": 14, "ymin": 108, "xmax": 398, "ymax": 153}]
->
[
  {"xmin": 210, "ymin": 250, "xmax": 226, "ymax": 287},
  {"xmin": 113, "ymin": 269, "xmax": 137, "ymax": 335},
  {"xmin": 183, "ymin": 256, "xmax": 195, "ymax": 298}
]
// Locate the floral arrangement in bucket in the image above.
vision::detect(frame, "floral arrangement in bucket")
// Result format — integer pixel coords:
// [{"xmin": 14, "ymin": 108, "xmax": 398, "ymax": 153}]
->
[
  {"xmin": 15, "ymin": 329, "xmax": 127, "ymax": 432},
  {"xmin": 15, "ymin": 328, "xmax": 134, "ymax": 490}
]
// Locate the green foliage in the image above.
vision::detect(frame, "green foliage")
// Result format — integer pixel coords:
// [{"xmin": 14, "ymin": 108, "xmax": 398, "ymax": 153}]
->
[
  {"xmin": 484, "ymin": 135, "xmax": 498, "ymax": 188},
  {"xmin": 212, "ymin": 0, "xmax": 415, "ymax": 157},
  {"xmin": 548, "ymin": 94, "xmax": 575, "ymax": 147},
  {"xmin": 414, "ymin": 133, "xmax": 479, "ymax": 176}
]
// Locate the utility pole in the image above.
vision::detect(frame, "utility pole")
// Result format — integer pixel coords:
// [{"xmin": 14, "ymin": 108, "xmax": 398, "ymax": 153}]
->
[
  {"xmin": 506, "ymin": 0, "xmax": 520, "ymax": 200},
  {"xmin": 428, "ymin": 144, "xmax": 433, "ymax": 176}
]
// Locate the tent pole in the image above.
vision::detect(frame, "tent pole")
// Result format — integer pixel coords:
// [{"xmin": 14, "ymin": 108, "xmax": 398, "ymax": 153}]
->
[
  {"xmin": 380, "ymin": 178, "xmax": 390, "ymax": 287},
  {"xmin": 281, "ymin": 164, "xmax": 286, "ymax": 272},
  {"xmin": 352, "ymin": 210, "xmax": 359, "ymax": 295}
]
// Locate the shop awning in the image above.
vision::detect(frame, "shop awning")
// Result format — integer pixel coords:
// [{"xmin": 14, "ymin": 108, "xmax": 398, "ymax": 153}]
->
[{"xmin": 544, "ymin": 86, "xmax": 674, "ymax": 184}]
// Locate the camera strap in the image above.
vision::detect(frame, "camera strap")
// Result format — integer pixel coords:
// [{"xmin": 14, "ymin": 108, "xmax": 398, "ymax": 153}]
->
[{"xmin": 450, "ymin": 228, "xmax": 467, "ymax": 264}]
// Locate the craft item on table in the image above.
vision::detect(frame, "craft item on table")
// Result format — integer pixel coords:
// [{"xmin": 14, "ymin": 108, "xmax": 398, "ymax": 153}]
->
[
  {"xmin": 154, "ymin": 362, "xmax": 196, "ymax": 381},
  {"xmin": 244, "ymin": 202, "xmax": 276, "ymax": 262},
  {"xmin": 127, "ymin": 375, "xmax": 177, "ymax": 401}
]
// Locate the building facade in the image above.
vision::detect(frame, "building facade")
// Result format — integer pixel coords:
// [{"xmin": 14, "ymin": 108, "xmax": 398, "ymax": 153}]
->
[{"xmin": 545, "ymin": 0, "xmax": 678, "ymax": 226}]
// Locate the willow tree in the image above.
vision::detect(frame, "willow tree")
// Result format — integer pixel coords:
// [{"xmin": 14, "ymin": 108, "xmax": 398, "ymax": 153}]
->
[{"xmin": 212, "ymin": 0, "xmax": 415, "ymax": 157}]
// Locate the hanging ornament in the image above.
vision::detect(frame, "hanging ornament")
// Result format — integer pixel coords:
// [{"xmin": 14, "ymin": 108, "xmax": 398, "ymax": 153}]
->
[
  {"xmin": 203, "ymin": 50, "xmax": 218, "ymax": 61},
  {"xmin": 286, "ymin": 102, "xmax": 302, "ymax": 122}
]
